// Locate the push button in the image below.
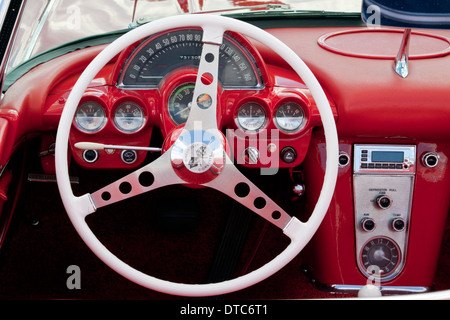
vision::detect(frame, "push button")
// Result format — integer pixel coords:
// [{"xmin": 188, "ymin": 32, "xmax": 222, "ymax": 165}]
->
[
  {"xmin": 280, "ymin": 147, "xmax": 297, "ymax": 164},
  {"xmin": 83, "ymin": 150, "xmax": 98, "ymax": 163},
  {"xmin": 121, "ymin": 150, "xmax": 137, "ymax": 164}
]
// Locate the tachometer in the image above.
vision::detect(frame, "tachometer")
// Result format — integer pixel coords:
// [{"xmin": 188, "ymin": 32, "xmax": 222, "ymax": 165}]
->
[
  {"xmin": 236, "ymin": 102, "xmax": 266, "ymax": 132},
  {"xmin": 120, "ymin": 29, "xmax": 260, "ymax": 88},
  {"xmin": 114, "ymin": 101, "xmax": 145, "ymax": 133},
  {"xmin": 275, "ymin": 102, "xmax": 305, "ymax": 133},
  {"xmin": 168, "ymin": 83, "xmax": 195, "ymax": 125},
  {"xmin": 75, "ymin": 101, "xmax": 107, "ymax": 133}
]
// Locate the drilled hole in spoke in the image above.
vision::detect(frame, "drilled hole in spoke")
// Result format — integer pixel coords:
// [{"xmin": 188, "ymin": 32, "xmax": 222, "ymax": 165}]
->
[
  {"xmin": 254, "ymin": 197, "xmax": 266, "ymax": 209},
  {"xmin": 139, "ymin": 171, "xmax": 154, "ymax": 187},
  {"xmin": 201, "ymin": 72, "xmax": 213, "ymax": 85},
  {"xmin": 272, "ymin": 211, "xmax": 281, "ymax": 220},
  {"xmin": 119, "ymin": 181, "xmax": 132, "ymax": 194},
  {"xmin": 234, "ymin": 182, "xmax": 250, "ymax": 198},
  {"xmin": 196, "ymin": 93, "xmax": 212, "ymax": 109},
  {"xmin": 205, "ymin": 53, "xmax": 214, "ymax": 63},
  {"xmin": 101, "ymin": 192, "xmax": 111, "ymax": 201}
]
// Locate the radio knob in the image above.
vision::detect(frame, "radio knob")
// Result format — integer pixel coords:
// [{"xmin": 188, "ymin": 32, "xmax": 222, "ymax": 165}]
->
[
  {"xmin": 376, "ymin": 195, "xmax": 392, "ymax": 209},
  {"xmin": 392, "ymin": 218, "xmax": 406, "ymax": 231},
  {"xmin": 422, "ymin": 152, "xmax": 439, "ymax": 168},
  {"xmin": 361, "ymin": 218, "xmax": 376, "ymax": 232}
]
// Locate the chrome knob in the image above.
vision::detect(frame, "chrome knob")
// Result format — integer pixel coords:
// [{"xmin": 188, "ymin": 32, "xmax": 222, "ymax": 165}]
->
[{"xmin": 376, "ymin": 195, "xmax": 392, "ymax": 209}]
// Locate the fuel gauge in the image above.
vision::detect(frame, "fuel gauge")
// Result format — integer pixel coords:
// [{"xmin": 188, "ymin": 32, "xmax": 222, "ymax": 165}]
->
[
  {"xmin": 75, "ymin": 101, "xmax": 107, "ymax": 133},
  {"xmin": 236, "ymin": 102, "xmax": 266, "ymax": 132}
]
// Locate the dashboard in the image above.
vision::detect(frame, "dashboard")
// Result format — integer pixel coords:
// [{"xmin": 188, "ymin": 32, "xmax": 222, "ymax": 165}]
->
[
  {"xmin": 2, "ymin": 21, "xmax": 448, "ymax": 297},
  {"xmin": 53, "ymin": 27, "xmax": 336, "ymax": 170}
]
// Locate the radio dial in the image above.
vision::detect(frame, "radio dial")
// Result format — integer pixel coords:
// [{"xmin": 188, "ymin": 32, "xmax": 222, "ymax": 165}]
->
[
  {"xmin": 376, "ymin": 195, "xmax": 392, "ymax": 209},
  {"xmin": 392, "ymin": 218, "xmax": 406, "ymax": 231},
  {"xmin": 361, "ymin": 218, "xmax": 376, "ymax": 232}
]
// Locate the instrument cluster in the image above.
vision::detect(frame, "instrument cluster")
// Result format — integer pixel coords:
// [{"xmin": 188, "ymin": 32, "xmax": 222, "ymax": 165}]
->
[
  {"xmin": 235, "ymin": 100, "xmax": 306, "ymax": 134},
  {"xmin": 65, "ymin": 27, "xmax": 334, "ymax": 170},
  {"xmin": 74, "ymin": 100, "xmax": 146, "ymax": 134}
]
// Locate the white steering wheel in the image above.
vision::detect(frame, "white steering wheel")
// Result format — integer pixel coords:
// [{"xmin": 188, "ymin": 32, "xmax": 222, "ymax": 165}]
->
[{"xmin": 55, "ymin": 14, "xmax": 338, "ymax": 297}]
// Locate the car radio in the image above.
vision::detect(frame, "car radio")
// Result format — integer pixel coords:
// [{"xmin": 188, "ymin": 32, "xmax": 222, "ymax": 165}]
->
[
  {"xmin": 353, "ymin": 145, "xmax": 416, "ymax": 281},
  {"xmin": 354, "ymin": 145, "xmax": 416, "ymax": 174}
]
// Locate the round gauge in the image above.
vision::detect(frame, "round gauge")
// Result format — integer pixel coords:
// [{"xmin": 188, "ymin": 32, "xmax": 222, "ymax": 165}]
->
[
  {"xmin": 75, "ymin": 101, "xmax": 107, "ymax": 133},
  {"xmin": 168, "ymin": 83, "xmax": 195, "ymax": 125},
  {"xmin": 275, "ymin": 102, "xmax": 305, "ymax": 133},
  {"xmin": 360, "ymin": 237, "xmax": 401, "ymax": 279},
  {"xmin": 114, "ymin": 101, "xmax": 145, "ymax": 133},
  {"xmin": 237, "ymin": 102, "xmax": 266, "ymax": 132}
]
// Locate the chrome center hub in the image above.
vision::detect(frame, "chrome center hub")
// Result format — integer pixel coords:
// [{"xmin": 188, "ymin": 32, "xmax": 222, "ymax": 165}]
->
[
  {"xmin": 170, "ymin": 129, "xmax": 226, "ymax": 184},
  {"xmin": 183, "ymin": 142, "xmax": 214, "ymax": 173}
]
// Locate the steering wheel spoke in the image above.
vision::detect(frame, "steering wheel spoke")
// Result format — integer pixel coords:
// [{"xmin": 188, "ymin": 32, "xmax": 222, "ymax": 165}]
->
[
  {"xmin": 89, "ymin": 151, "xmax": 183, "ymax": 211},
  {"xmin": 205, "ymin": 156, "xmax": 293, "ymax": 230},
  {"xmin": 183, "ymin": 27, "xmax": 223, "ymax": 132}
]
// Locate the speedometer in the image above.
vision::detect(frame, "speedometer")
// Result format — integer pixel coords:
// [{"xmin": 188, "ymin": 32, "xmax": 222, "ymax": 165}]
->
[
  {"xmin": 75, "ymin": 101, "xmax": 107, "ymax": 133},
  {"xmin": 236, "ymin": 102, "xmax": 266, "ymax": 132},
  {"xmin": 120, "ymin": 29, "xmax": 260, "ymax": 88},
  {"xmin": 114, "ymin": 101, "xmax": 145, "ymax": 133}
]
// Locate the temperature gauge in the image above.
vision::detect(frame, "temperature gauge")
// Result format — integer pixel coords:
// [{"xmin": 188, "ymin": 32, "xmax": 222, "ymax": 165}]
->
[
  {"xmin": 114, "ymin": 101, "xmax": 145, "ymax": 133},
  {"xmin": 236, "ymin": 102, "xmax": 266, "ymax": 132},
  {"xmin": 275, "ymin": 102, "xmax": 305, "ymax": 133}
]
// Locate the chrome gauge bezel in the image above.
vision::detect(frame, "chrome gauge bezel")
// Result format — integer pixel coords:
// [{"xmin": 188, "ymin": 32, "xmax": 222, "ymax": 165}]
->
[
  {"xmin": 236, "ymin": 102, "xmax": 267, "ymax": 133},
  {"xmin": 113, "ymin": 101, "xmax": 146, "ymax": 133},
  {"xmin": 74, "ymin": 101, "xmax": 107, "ymax": 133},
  {"xmin": 274, "ymin": 102, "xmax": 306, "ymax": 134}
]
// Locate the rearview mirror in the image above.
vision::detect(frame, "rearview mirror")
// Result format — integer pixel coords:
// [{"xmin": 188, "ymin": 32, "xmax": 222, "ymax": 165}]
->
[{"xmin": 362, "ymin": 0, "xmax": 450, "ymax": 29}]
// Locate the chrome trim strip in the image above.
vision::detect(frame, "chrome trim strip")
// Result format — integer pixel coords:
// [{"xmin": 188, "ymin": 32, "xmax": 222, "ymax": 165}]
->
[
  {"xmin": 331, "ymin": 284, "xmax": 429, "ymax": 295},
  {"xmin": 22, "ymin": 0, "xmax": 58, "ymax": 61},
  {"xmin": 394, "ymin": 29, "xmax": 411, "ymax": 78},
  {"xmin": 0, "ymin": 0, "xmax": 27, "ymax": 96}
]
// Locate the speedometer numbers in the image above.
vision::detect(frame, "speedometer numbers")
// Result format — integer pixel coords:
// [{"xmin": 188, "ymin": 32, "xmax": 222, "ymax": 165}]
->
[{"xmin": 120, "ymin": 29, "xmax": 260, "ymax": 88}]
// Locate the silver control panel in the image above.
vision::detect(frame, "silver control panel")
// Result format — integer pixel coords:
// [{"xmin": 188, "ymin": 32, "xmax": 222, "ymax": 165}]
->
[
  {"xmin": 354, "ymin": 144, "xmax": 416, "ymax": 174},
  {"xmin": 353, "ymin": 145, "xmax": 416, "ymax": 281}
]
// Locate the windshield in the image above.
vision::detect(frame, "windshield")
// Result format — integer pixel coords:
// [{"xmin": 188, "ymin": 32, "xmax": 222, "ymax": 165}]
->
[{"xmin": 6, "ymin": 0, "xmax": 362, "ymax": 73}]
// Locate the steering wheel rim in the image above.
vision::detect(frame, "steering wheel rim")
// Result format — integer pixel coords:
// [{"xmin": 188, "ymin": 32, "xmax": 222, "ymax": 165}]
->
[{"xmin": 55, "ymin": 14, "xmax": 339, "ymax": 297}]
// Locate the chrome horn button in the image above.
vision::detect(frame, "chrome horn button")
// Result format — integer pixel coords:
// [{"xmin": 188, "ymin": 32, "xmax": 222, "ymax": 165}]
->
[
  {"xmin": 183, "ymin": 142, "xmax": 215, "ymax": 173},
  {"xmin": 170, "ymin": 129, "xmax": 226, "ymax": 184}
]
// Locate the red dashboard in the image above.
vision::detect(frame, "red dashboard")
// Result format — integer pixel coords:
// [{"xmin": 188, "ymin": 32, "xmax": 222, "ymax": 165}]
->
[
  {"xmin": 0, "ymin": 24, "xmax": 449, "ymax": 296},
  {"xmin": 11, "ymin": 28, "xmax": 337, "ymax": 173}
]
